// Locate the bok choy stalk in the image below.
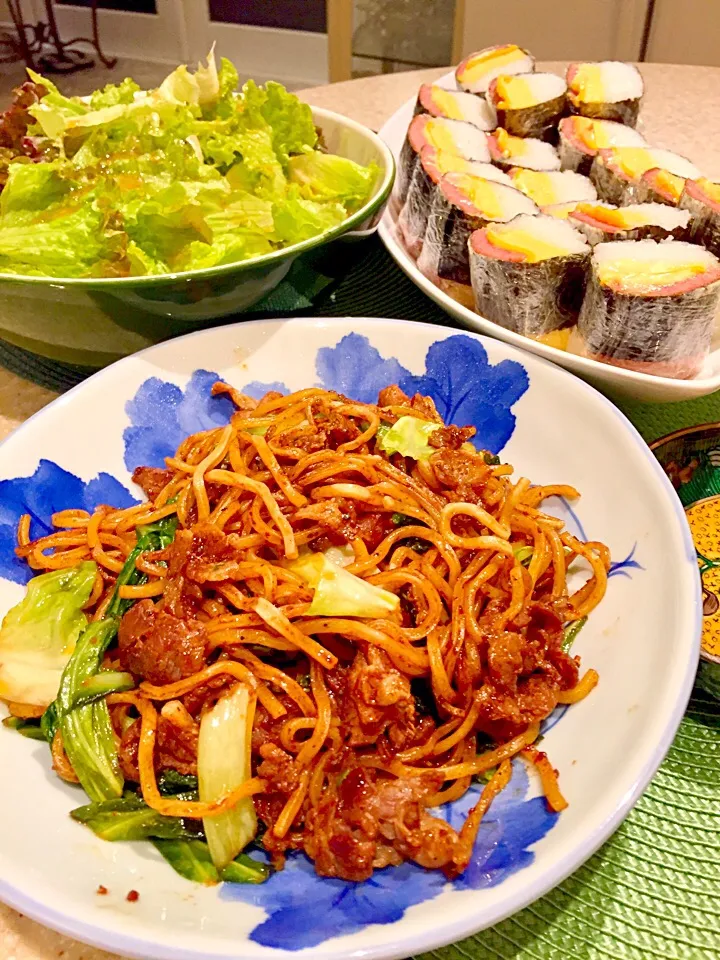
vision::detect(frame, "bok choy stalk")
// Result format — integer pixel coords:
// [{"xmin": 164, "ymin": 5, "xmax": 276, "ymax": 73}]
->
[
  {"xmin": 198, "ymin": 683, "xmax": 258, "ymax": 870},
  {"xmin": 289, "ymin": 552, "xmax": 399, "ymax": 618},
  {"xmin": 0, "ymin": 562, "xmax": 96, "ymax": 708},
  {"xmin": 44, "ymin": 511, "xmax": 179, "ymax": 801}
]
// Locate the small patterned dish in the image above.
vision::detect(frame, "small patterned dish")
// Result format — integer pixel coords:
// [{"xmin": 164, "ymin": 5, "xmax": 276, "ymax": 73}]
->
[{"xmin": 652, "ymin": 424, "xmax": 720, "ymax": 697}]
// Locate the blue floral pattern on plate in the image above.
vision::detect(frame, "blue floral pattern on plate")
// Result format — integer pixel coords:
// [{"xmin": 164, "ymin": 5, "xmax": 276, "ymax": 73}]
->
[{"xmin": 0, "ymin": 329, "xmax": 640, "ymax": 947}]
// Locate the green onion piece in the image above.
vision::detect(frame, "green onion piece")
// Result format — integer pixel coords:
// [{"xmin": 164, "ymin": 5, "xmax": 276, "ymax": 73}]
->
[
  {"xmin": 562, "ymin": 617, "xmax": 587, "ymax": 653},
  {"xmin": 2, "ymin": 715, "xmax": 47, "ymax": 740}
]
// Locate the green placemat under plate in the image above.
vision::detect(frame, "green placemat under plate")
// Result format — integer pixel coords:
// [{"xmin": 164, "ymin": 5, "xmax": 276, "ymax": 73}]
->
[{"xmin": 0, "ymin": 237, "xmax": 718, "ymax": 960}]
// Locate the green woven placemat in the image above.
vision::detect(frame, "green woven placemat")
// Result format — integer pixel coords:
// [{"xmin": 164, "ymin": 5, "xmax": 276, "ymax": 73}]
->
[{"xmin": 0, "ymin": 238, "xmax": 718, "ymax": 960}]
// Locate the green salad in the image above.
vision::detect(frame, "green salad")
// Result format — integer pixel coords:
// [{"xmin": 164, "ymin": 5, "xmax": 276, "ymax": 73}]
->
[{"xmin": 0, "ymin": 51, "xmax": 378, "ymax": 278}]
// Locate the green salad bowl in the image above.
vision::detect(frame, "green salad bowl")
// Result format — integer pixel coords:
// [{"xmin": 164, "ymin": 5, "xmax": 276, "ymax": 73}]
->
[{"xmin": 0, "ymin": 106, "xmax": 394, "ymax": 367}]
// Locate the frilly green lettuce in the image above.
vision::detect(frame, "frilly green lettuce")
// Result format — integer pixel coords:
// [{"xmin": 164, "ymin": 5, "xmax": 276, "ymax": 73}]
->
[{"xmin": 289, "ymin": 552, "xmax": 399, "ymax": 618}]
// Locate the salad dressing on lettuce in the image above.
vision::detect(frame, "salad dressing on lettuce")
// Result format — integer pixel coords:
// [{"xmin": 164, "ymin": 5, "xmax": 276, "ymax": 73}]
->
[{"xmin": 0, "ymin": 50, "xmax": 378, "ymax": 278}]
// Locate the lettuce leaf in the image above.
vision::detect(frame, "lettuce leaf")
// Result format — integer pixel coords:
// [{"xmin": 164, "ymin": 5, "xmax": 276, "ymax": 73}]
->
[
  {"xmin": 289, "ymin": 553, "xmax": 399, "ymax": 618},
  {"xmin": 272, "ymin": 188, "xmax": 347, "ymax": 245},
  {"xmin": 377, "ymin": 416, "xmax": 440, "ymax": 460},
  {"xmin": 0, "ymin": 161, "xmax": 72, "ymax": 217},
  {"xmin": 0, "ymin": 562, "xmax": 96, "ymax": 707},
  {"xmin": 89, "ymin": 76, "xmax": 141, "ymax": 110},
  {"xmin": 288, "ymin": 152, "xmax": 377, "ymax": 210},
  {"xmin": 241, "ymin": 80, "xmax": 317, "ymax": 165}
]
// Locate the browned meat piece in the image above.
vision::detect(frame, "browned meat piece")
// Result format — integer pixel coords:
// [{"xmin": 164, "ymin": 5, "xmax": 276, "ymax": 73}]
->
[
  {"xmin": 324, "ymin": 412, "xmax": 360, "ymax": 447},
  {"xmin": 131, "ymin": 466, "xmax": 173, "ymax": 501},
  {"xmin": 429, "ymin": 425, "xmax": 476, "ymax": 450},
  {"xmin": 118, "ymin": 599, "xmax": 207, "ymax": 686},
  {"xmin": 409, "ymin": 393, "xmax": 443, "ymax": 422},
  {"xmin": 431, "ymin": 448, "xmax": 491, "ymax": 493},
  {"xmin": 343, "ymin": 648, "xmax": 415, "ymax": 747},
  {"xmin": 303, "ymin": 765, "xmax": 453, "ymax": 881},
  {"xmin": 378, "ymin": 385, "xmax": 410, "ymax": 407},
  {"xmin": 256, "ymin": 743, "xmax": 301, "ymax": 795},
  {"xmin": 118, "ymin": 710, "xmax": 199, "ymax": 781},
  {"xmin": 211, "ymin": 380, "xmax": 258, "ymax": 412}
]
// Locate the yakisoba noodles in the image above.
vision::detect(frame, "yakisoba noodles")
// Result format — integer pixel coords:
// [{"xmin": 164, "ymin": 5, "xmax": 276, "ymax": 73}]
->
[{"xmin": 7, "ymin": 383, "xmax": 605, "ymax": 882}]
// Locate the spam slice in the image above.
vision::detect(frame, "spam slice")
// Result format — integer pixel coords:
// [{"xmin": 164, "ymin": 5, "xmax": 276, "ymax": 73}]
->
[
  {"xmin": 558, "ymin": 115, "xmax": 646, "ymax": 175},
  {"xmin": 415, "ymin": 84, "xmax": 496, "ymax": 130},
  {"xmin": 487, "ymin": 72, "xmax": 566, "ymax": 141},
  {"xmin": 470, "ymin": 213, "xmax": 590, "ymax": 338},
  {"xmin": 566, "ymin": 61, "xmax": 643, "ymax": 126},
  {"xmin": 398, "ymin": 147, "xmax": 511, "ymax": 257},
  {"xmin": 573, "ymin": 239, "xmax": 720, "ymax": 379},
  {"xmin": 417, "ymin": 172, "xmax": 538, "ymax": 308},
  {"xmin": 488, "ymin": 128, "xmax": 560, "ymax": 171},
  {"xmin": 456, "ymin": 44, "xmax": 535, "ymax": 94},
  {"xmin": 680, "ymin": 177, "xmax": 720, "ymax": 257},
  {"xmin": 395, "ymin": 114, "xmax": 490, "ymax": 211},
  {"xmin": 570, "ymin": 202, "xmax": 690, "ymax": 244},
  {"xmin": 509, "ymin": 169, "xmax": 596, "ymax": 207},
  {"xmin": 591, "ymin": 146, "xmax": 701, "ymax": 205}
]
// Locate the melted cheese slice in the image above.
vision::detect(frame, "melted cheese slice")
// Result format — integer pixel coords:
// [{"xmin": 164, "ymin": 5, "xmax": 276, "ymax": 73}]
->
[
  {"xmin": 570, "ymin": 64, "xmax": 605, "ymax": 102},
  {"xmin": 429, "ymin": 87, "xmax": 466, "ymax": 121},
  {"xmin": 461, "ymin": 45, "xmax": 527, "ymax": 84},
  {"xmin": 598, "ymin": 259, "xmax": 706, "ymax": 290},
  {"xmin": 494, "ymin": 75, "xmax": 536, "ymax": 109},
  {"xmin": 485, "ymin": 225, "xmax": 568, "ymax": 262}
]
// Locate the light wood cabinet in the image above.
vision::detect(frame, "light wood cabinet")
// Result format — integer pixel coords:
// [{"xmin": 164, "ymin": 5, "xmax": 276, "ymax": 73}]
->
[
  {"xmin": 453, "ymin": 0, "xmax": 649, "ymax": 62},
  {"xmin": 644, "ymin": 0, "xmax": 720, "ymax": 66}
]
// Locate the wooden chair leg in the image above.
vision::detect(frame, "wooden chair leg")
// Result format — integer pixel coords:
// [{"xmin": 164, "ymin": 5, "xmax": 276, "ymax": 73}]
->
[{"xmin": 327, "ymin": 0, "xmax": 353, "ymax": 83}]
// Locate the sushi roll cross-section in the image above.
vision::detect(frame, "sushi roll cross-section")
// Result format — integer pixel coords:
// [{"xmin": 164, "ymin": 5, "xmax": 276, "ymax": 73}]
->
[
  {"xmin": 680, "ymin": 178, "xmax": 720, "ymax": 258},
  {"xmin": 487, "ymin": 72, "xmax": 566, "ymax": 141},
  {"xmin": 456, "ymin": 44, "xmax": 535, "ymax": 94},
  {"xmin": 395, "ymin": 114, "xmax": 490, "ymax": 212},
  {"xmin": 414, "ymin": 84, "xmax": 496, "ymax": 131},
  {"xmin": 488, "ymin": 128, "xmax": 560, "ymax": 171},
  {"xmin": 509, "ymin": 168, "xmax": 597, "ymax": 207},
  {"xmin": 591, "ymin": 146, "xmax": 701, "ymax": 206},
  {"xmin": 574, "ymin": 239, "xmax": 720, "ymax": 379},
  {"xmin": 566, "ymin": 61, "xmax": 644, "ymax": 126},
  {"xmin": 469, "ymin": 213, "xmax": 590, "ymax": 342},
  {"xmin": 558, "ymin": 115, "xmax": 646, "ymax": 175},
  {"xmin": 637, "ymin": 168, "xmax": 688, "ymax": 206},
  {"xmin": 570, "ymin": 202, "xmax": 690, "ymax": 244},
  {"xmin": 398, "ymin": 148, "xmax": 511, "ymax": 258},
  {"xmin": 417, "ymin": 172, "xmax": 538, "ymax": 308}
]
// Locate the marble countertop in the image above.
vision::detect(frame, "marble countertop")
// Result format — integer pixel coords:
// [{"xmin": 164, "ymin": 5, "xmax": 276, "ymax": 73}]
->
[{"xmin": 2, "ymin": 60, "xmax": 720, "ymax": 960}]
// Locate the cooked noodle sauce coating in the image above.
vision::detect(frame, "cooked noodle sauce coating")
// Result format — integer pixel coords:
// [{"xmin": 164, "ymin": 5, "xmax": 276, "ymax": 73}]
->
[{"xmin": 15, "ymin": 384, "xmax": 607, "ymax": 881}]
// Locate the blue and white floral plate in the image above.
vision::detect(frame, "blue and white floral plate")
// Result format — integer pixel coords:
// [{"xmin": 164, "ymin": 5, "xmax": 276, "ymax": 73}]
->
[{"xmin": 0, "ymin": 318, "xmax": 701, "ymax": 960}]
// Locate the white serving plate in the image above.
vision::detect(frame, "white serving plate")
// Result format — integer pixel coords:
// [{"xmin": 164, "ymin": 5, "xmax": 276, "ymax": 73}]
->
[
  {"xmin": 0, "ymin": 317, "xmax": 700, "ymax": 959},
  {"xmin": 378, "ymin": 70, "xmax": 720, "ymax": 402}
]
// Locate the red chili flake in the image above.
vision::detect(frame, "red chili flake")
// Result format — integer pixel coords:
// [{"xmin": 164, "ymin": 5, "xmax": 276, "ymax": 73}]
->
[
  {"xmin": 96, "ymin": 885, "xmax": 108, "ymax": 896},
  {"xmin": 126, "ymin": 889, "xmax": 140, "ymax": 903}
]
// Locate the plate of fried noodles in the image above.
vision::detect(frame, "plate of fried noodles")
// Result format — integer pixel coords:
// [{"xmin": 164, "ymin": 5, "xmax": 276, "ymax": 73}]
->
[{"xmin": 0, "ymin": 318, "xmax": 700, "ymax": 960}]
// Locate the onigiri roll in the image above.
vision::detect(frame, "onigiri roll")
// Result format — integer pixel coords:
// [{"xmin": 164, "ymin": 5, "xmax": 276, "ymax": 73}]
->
[
  {"xmin": 414, "ymin": 84, "xmax": 496, "ymax": 131},
  {"xmin": 558, "ymin": 116, "xmax": 646, "ymax": 175},
  {"xmin": 574, "ymin": 239, "xmax": 720, "ymax": 378},
  {"xmin": 636, "ymin": 168, "xmax": 688, "ymax": 206},
  {"xmin": 395, "ymin": 114, "xmax": 490, "ymax": 212},
  {"xmin": 456, "ymin": 44, "xmax": 535, "ymax": 94},
  {"xmin": 417, "ymin": 172, "xmax": 538, "ymax": 307},
  {"xmin": 570, "ymin": 202, "xmax": 690, "ymax": 244},
  {"xmin": 398, "ymin": 147, "xmax": 511, "ymax": 258},
  {"xmin": 541, "ymin": 202, "xmax": 583, "ymax": 219},
  {"xmin": 509, "ymin": 168, "xmax": 596, "ymax": 207},
  {"xmin": 469, "ymin": 213, "xmax": 590, "ymax": 338},
  {"xmin": 487, "ymin": 72, "xmax": 566, "ymax": 141},
  {"xmin": 680, "ymin": 177, "xmax": 720, "ymax": 258},
  {"xmin": 566, "ymin": 61, "xmax": 643, "ymax": 127},
  {"xmin": 488, "ymin": 128, "xmax": 560, "ymax": 171},
  {"xmin": 591, "ymin": 147, "xmax": 701, "ymax": 205}
]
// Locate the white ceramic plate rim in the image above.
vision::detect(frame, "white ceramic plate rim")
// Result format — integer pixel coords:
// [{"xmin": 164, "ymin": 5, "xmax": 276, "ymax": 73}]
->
[
  {"xmin": 376, "ymin": 74, "xmax": 720, "ymax": 399},
  {"xmin": 0, "ymin": 317, "xmax": 702, "ymax": 960}
]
